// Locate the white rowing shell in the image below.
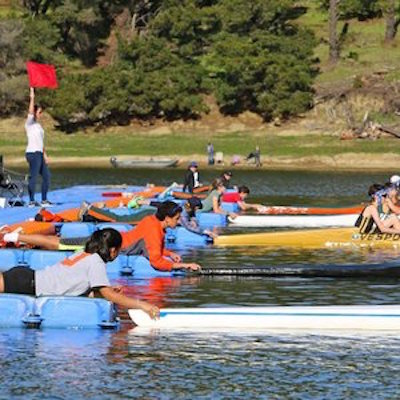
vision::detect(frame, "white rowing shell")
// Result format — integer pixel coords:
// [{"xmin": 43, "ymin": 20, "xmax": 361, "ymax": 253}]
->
[
  {"xmin": 229, "ymin": 214, "xmax": 358, "ymax": 228},
  {"xmin": 129, "ymin": 305, "xmax": 400, "ymax": 331}
]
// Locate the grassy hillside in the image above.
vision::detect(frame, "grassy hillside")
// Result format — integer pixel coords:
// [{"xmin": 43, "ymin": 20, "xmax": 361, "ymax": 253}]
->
[{"xmin": 0, "ymin": 1, "xmax": 399, "ymax": 168}]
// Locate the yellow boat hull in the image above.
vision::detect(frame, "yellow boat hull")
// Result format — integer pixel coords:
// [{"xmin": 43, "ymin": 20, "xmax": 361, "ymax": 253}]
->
[{"xmin": 214, "ymin": 228, "xmax": 400, "ymax": 249}]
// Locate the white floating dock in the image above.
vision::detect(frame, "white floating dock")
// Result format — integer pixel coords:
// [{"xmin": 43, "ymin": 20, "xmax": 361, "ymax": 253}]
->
[{"xmin": 129, "ymin": 305, "xmax": 400, "ymax": 331}]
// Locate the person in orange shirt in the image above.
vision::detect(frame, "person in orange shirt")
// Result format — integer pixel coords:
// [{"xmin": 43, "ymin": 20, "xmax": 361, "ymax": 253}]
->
[
  {"xmin": 1, "ymin": 201, "xmax": 201, "ymax": 272},
  {"xmin": 121, "ymin": 201, "xmax": 201, "ymax": 272}
]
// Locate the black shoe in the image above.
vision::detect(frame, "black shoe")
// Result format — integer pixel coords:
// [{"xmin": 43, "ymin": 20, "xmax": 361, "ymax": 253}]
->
[{"xmin": 28, "ymin": 201, "xmax": 41, "ymax": 208}]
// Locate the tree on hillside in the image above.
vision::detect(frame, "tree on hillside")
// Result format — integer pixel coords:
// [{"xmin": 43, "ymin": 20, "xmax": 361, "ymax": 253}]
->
[
  {"xmin": 381, "ymin": 0, "xmax": 400, "ymax": 42},
  {"xmin": 22, "ymin": 0, "xmax": 60, "ymax": 16},
  {"xmin": 20, "ymin": 0, "xmax": 317, "ymax": 130},
  {"xmin": 328, "ymin": 0, "xmax": 340, "ymax": 64},
  {"xmin": 0, "ymin": 20, "xmax": 27, "ymax": 116},
  {"xmin": 128, "ymin": 0, "xmax": 163, "ymax": 35}
]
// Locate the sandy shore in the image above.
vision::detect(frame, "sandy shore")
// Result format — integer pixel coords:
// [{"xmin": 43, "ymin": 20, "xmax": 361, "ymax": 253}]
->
[{"xmin": 4, "ymin": 153, "xmax": 400, "ymax": 171}]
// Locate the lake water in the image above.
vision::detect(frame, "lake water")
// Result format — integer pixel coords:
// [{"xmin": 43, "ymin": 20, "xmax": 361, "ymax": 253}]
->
[{"xmin": 2, "ymin": 168, "xmax": 400, "ymax": 399}]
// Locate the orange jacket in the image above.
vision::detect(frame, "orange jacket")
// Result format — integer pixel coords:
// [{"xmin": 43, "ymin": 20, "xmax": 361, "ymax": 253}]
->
[{"xmin": 121, "ymin": 215, "xmax": 174, "ymax": 271}]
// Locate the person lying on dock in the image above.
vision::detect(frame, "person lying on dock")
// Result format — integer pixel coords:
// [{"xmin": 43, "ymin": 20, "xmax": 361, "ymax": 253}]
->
[
  {"xmin": 180, "ymin": 196, "xmax": 217, "ymax": 239},
  {"xmin": 199, "ymin": 179, "xmax": 237, "ymax": 219},
  {"xmin": 78, "ymin": 197, "xmax": 216, "ymax": 240},
  {"xmin": 120, "ymin": 201, "xmax": 201, "ymax": 272},
  {"xmin": 1, "ymin": 202, "xmax": 201, "ymax": 272},
  {"xmin": 222, "ymin": 185, "xmax": 265, "ymax": 213},
  {"xmin": 0, "ymin": 228, "xmax": 160, "ymax": 319},
  {"xmin": 356, "ymin": 184, "xmax": 400, "ymax": 234},
  {"xmin": 78, "ymin": 201, "xmax": 156, "ymax": 224}
]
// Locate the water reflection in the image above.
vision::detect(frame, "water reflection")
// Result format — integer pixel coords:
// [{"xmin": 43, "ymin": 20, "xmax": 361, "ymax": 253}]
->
[{"xmin": 2, "ymin": 169, "xmax": 400, "ymax": 399}]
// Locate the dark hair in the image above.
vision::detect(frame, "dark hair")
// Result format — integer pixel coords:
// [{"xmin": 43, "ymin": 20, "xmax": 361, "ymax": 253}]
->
[
  {"xmin": 368, "ymin": 184, "xmax": 384, "ymax": 197},
  {"xmin": 238, "ymin": 185, "xmax": 250, "ymax": 194},
  {"xmin": 85, "ymin": 228, "xmax": 122, "ymax": 262},
  {"xmin": 33, "ymin": 105, "xmax": 43, "ymax": 120},
  {"xmin": 185, "ymin": 196, "xmax": 202, "ymax": 217},
  {"xmin": 155, "ymin": 201, "xmax": 182, "ymax": 221}
]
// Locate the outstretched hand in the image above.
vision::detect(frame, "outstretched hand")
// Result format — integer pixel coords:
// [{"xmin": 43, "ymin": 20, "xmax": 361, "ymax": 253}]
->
[
  {"xmin": 182, "ymin": 263, "xmax": 202, "ymax": 271},
  {"xmin": 204, "ymin": 229, "xmax": 218, "ymax": 239},
  {"xmin": 142, "ymin": 302, "xmax": 160, "ymax": 320},
  {"xmin": 169, "ymin": 252, "xmax": 182, "ymax": 263}
]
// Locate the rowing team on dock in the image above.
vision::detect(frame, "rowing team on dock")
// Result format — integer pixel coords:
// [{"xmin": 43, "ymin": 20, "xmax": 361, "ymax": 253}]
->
[
  {"xmin": 0, "ymin": 171, "xmax": 263, "ymax": 319},
  {"xmin": 2, "ymin": 173, "xmax": 400, "ymax": 320}
]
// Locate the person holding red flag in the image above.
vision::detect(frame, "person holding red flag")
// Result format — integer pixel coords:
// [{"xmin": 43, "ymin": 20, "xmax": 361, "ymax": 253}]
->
[{"xmin": 25, "ymin": 87, "xmax": 52, "ymax": 207}]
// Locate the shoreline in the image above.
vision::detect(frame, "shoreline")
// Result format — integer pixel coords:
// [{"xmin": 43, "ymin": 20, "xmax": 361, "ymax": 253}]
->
[{"xmin": 4, "ymin": 153, "xmax": 400, "ymax": 172}]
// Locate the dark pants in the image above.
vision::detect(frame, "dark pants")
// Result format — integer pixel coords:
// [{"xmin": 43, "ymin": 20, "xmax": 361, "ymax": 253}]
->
[{"xmin": 26, "ymin": 151, "xmax": 50, "ymax": 202}]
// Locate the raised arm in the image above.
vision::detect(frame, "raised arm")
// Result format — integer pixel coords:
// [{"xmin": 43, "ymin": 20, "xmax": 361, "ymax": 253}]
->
[{"xmin": 29, "ymin": 87, "xmax": 35, "ymax": 115}]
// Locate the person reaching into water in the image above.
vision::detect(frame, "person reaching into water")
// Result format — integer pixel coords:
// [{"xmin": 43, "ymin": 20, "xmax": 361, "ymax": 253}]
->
[
  {"xmin": 25, "ymin": 88, "xmax": 52, "ymax": 207},
  {"xmin": 200, "ymin": 179, "xmax": 237, "ymax": 219},
  {"xmin": 180, "ymin": 196, "xmax": 217, "ymax": 239},
  {"xmin": 0, "ymin": 228, "xmax": 160, "ymax": 319},
  {"xmin": 1, "ymin": 202, "xmax": 202, "ymax": 272},
  {"xmin": 356, "ymin": 184, "xmax": 400, "ymax": 234},
  {"xmin": 1, "ymin": 198, "xmax": 217, "ymax": 249},
  {"xmin": 120, "ymin": 201, "xmax": 201, "ymax": 271},
  {"xmin": 222, "ymin": 186, "xmax": 265, "ymax": 213}
]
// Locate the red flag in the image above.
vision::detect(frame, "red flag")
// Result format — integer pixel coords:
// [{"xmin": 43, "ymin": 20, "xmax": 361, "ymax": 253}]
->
[{"xmin": 26, "ymin": 61, "xmax": 58, "ymax": 89}]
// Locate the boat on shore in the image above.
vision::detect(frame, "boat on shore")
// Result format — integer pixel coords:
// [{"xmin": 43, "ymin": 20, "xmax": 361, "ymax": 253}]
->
[
  {"xmin": 129, "ymin": 305, "xmax": 400, "ymax": 330},
  {"xmin": 215, "ymin": 227, "xmax": 400, "ymax": 249},
  {"xmin": 229, "ymin": 214, "xmax": 358, "ymax": 228},
  {"xmin": 110, "ymin": 157, "xmax": 178, "ymax": 168}
]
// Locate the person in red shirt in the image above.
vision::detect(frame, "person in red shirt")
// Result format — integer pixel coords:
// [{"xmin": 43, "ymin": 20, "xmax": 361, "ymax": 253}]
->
[{"xmin": 222, "ymin": 186, "xmax": 264, "ymax": 212}]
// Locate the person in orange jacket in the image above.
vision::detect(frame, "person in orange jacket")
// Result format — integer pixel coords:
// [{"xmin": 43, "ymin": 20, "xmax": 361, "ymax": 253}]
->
[
  {"xmin": 121, "ymin": 201, "xmax": 201, "ymax": 272},
  {"xmin": 1, "ymin": 201, "xmax": 201, "ymax": 272}
]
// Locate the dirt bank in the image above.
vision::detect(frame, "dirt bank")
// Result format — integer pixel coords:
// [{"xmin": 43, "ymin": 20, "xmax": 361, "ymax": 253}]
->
[{"xmin": 5, "ymin": 153, "xmax": 400, "ymax": 172}]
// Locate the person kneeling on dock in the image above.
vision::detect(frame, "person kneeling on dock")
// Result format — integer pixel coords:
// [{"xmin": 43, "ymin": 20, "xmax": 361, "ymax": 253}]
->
[{"xmin": 0, "ymin": 228, "xmax": 160, "ymax": 319}]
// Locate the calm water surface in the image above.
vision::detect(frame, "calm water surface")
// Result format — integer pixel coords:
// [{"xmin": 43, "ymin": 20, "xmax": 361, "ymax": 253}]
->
[{"xmin": 2, "ymin": 169, "xmax": 400, "ymax": 399}]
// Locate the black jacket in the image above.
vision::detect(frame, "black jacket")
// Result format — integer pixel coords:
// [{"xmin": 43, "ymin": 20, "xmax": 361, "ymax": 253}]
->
[{"xmin": 183, "ymin": 169, "xmax": 198, "ymax": 192}]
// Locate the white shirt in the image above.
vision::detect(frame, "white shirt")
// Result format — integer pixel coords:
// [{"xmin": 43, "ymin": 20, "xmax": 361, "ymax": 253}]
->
[
  {"xmin": 193, "ymin": 171, "xmax": 200, "ymax": 188},
  {"xmin": 25, "ymin": 113, "xmax": 44, "ymax": 153}
]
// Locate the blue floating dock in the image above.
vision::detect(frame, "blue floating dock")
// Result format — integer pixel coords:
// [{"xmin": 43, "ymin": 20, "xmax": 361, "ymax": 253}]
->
[
  {"xmin": 0, "ymin": 294, "xmax": 118, "ymax": 329},
  {"xmin": 0, "ymin": 248, "xmax": 181, "ymax": 278}
]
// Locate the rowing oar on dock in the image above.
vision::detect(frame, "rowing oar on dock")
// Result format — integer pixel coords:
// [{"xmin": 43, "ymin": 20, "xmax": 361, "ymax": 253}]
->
[{"xmin": 194, "ymin": 261, "xmax": 400, "ymax": 277}]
